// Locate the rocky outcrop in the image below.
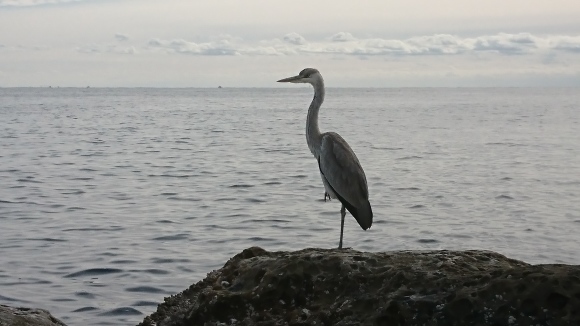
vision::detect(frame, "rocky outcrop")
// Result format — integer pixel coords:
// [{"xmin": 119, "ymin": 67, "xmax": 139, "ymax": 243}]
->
[
  {"xmin": 0, "ymin": 304, "xmax": 66, "ymax": 326},
  {"xmin": 139, "ymin": 247, "xmax": 580, "ymax": 326}
]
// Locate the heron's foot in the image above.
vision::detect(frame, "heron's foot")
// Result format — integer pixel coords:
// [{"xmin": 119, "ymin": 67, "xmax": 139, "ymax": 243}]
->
[{"xmin": 324, "ymin": 192, "xmax": 331, "ymax": 202}]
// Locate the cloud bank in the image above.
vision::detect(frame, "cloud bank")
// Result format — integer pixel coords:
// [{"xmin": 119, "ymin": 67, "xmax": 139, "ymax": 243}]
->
[
  {"xmin": 3, "ymin": 31, "xmax": 579, "ymax": 87},
  {"xmin": 142, "ymin": 32, "xmax": 580, "ymax": 57},
  {"xmin": 10, "ymin": 32, "xmax": 580, "ymax": 59}
]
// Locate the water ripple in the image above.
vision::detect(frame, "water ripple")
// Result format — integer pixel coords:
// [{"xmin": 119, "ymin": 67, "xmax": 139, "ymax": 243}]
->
[
  {"xmin": 150, "ymin": 258, "xmax": 191, "ymax": 264},
  {"xmin": 125, "ymin": 286, "xmax": 168, "ymax": 294},
  {"xmin": 417, "ymin": 239, "xmax": 439, "ymax": 243},
  {"xmin": 98, "ymin": 307, "xmax": 142, "ymax": 316},
  {"xmin": 64, "ymin": 268, "xmax": 124, "ymax": 278},
  {"xmin": 496, "ymin": 195, "xmax": 514, "ymax": 200},
  {"xmin": 396, "ymin": 155, "xmax": 423, "ymax": 160},
  {"xmin": 229, "ymin": 184, "xmax": 254, "ymax": 188},
  {"xmin": 63, "ymin": 227, "xmax": 125, "ymax": 232},
  {"xmin": 132, "ymin": 301, "xmax": 159, "ymax": 307},
  {"xmin": 151, "ymin": 234, "xmax": 189, "ymax": 241},
  {"xmin": 73, "ymin": 306, "xmax": 99, "ymax": 313},
  {"xmin": 167, "ymin": 196, "xmax": 200, "ymax": 202},
  {"xmin": 75, "ymin": 292, "xmax": 97, "ymax": 299}
]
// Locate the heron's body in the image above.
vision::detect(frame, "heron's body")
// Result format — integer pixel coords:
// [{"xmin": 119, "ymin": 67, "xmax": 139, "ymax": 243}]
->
[{"xmin": 278, "ymin": 68, "xmax": 373, "ymax": 248}]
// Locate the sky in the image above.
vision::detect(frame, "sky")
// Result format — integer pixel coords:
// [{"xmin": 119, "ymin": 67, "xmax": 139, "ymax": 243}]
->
[{"xmin": 1, "ymin": 0, "xmax": 580, "ymax": 87}]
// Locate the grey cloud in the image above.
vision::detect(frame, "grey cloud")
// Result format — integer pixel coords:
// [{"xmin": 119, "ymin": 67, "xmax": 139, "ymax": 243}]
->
[
  {"xmin": 77, "ymin": 32, "xmax": 580, "ymax": 58},
  {"xmin": 471, "ymin": 33, "xmax": 538, "ymax": 55},
  {"xmin": 354, "ymin": 39, "xmax": 411, "ymax": 54},
  {"xmin": 330, "ymin": 32, "xmax": 356, "ymax": 42},
  {"xmin": 148, "ymin": 39, "xmax": 162, "ymax": 47},
  {"xmin": 297, "ymin": 32, "xmax": 579, "ymax": 57},
  {"xmin": 117, "ymin": 46, "xmax": 136, "ymax": 54},
  {"xmin": 148, "ymin": 37, "xmax": 292, "ymax": 56},
  {"xmin": 77, "ymin": 45, "xmax": 100, "ymax": 54},
  {"xmin": 406, "ymin": 34, "xmax": 471, "ymax": 54},
  {"xmin": 283, "ymin": 32, "xmax": 306, "ymax": 45},
  {"xmin": 2, "ymin": 44, "xmax": 51, "ymax": 51},
  {"xmin": 209, "ymin": 34, "xmax": 243, "ymax": 43},
  {"xmin": 241, "ymin": 39, "xmax": 297, "ymax": 56},
  {"xmin": 240, "ymin": 46, "xmax": 285, "ymax": 56},
  {"xmin": 302, "ymin": 35, "xmax": 468, "ymax": 56},
  {"xmin": 551, "ymin": 36, "xmax": 580, "ymax": 53},
  {"xmin": 115, "ymin": 33, "xmax": 130, "ymax": 42},
  {"xmin": 76, "ymin": 44, "xmax": 137, "ymax": 55},
  {"xmin": 148, "ymin": 38, "xmax": 238, "ymax": 55},
  {"xmin": 509, "ymin": 33, "xmax": 537, "ymax": 44}
]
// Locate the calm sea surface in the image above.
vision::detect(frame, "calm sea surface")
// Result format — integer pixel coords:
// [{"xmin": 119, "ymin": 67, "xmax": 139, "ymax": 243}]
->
[{"xmin": 0, "ymin": 87, "xmax": 579, "ymax": 325}]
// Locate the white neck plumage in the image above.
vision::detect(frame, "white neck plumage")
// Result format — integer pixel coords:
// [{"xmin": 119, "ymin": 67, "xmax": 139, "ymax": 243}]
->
[{"xmin": 305, "ymin": 73, "xmax": 325, "ymax": 158}]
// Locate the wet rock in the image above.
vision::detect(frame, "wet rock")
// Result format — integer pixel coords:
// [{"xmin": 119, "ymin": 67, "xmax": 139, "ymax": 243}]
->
[
  {"xmin": 138, "ymin": 247, "xmax": 580, "ymax": 326},
  {"xmin": 0, "ymin": 304, "xmax": 67, "ymax": 326}
]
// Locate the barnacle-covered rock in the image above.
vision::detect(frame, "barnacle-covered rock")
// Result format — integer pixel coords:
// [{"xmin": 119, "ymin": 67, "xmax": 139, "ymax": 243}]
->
[{"xmin": 139, "ymin": 247, "xmax": 580, "ymax": 326}]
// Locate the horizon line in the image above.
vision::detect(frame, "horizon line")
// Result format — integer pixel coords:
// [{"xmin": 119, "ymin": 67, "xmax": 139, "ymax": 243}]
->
[{"xmin": 2, "ymin": 85, "xmax": 579, "ymax": 89}]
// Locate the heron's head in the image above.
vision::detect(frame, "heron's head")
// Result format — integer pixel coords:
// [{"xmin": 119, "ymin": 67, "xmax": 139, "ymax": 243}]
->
[{"xmin": 277, "ymin": 68, "xmax": 322, "ymax": 85}]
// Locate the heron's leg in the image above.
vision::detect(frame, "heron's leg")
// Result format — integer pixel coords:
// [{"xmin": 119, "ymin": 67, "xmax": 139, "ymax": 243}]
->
[
  {"xmin": 339, "ymin": 204, "xmax": 346, "ymax": 249},
  {"xmin": 324, "ymin": 192, "xmax": 331, "ymax": 202}
]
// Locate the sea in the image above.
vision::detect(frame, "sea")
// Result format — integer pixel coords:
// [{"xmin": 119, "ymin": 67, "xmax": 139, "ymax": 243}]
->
[{"xmin": 0, "ymin": 87, "xmax": 579, "ymax": 325}]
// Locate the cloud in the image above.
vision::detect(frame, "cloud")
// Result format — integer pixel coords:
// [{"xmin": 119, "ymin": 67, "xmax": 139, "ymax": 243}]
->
[
  {"xmin": 283, "ymin": 32, "xmax": 306, "ymax": 45},
  {"xmin": 0, "ymin": 0, "xmax": 85, "ymax": 7},
  {"xmin": 471, "ymin": 33, "xmax": 538, "ymax": 55},
  {"xmin": 239, "ymin": 46, "xmax": 286, "ymax": 56},
  {"xmin": 146, "ymin": 36, "xmax": 299, "ymax": 56},
  {"xmin": 406, "ymin": 34, "xmax": 471, "ymax": 54},
  {"xmin": 296, "ymin": 33, "xmax": 548, "ymax": 56},
  {"xmin": 209, "ymin": 34, "xmax": 243, "ymax": 43},
  {"xmin": 78, "ymin": 32, "xmax": 580, "ymax": 59},
  {"xmin": 115, "ymin": 33, "xmax": 130, "ymax": 42},
  {"xmin": 76, "ymin": 44, "xmax": 137, "ymax": 55},
  {"xmin": 279, "ymin": 32, "xmax": 580, "ymax": 57},
  {"xmin": 550, "ymin": 36, "xmax": 580, "ymax": 53},
  {"xmin": 76, "ymin": 44, "xmax": 100, "ymax": 54},
  {"xmin": 0, "ymin": 44, "xmax": 50, "ymax": 52},
  {"xmin": 330, "ymin": 32, "xmax": 356, "ymax": 42},
  {"xmin": 299, "ymin": 34, "xmax": 468, "ymax": 56},
  {"xmin": 116, "ymin": 46, "xmax": 136, "ymax": 54},
  {"xmin": 147, "ymin": 38, "xmax": 238, "ymax": 55}
]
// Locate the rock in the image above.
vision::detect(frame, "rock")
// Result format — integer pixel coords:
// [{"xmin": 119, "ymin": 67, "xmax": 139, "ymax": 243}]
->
[
  {"xmin": 0, "ymin": 304, "xmax": 67, "ymax": 326},
  {"xmin": 138, "ymin": 247, "xmax": 580, "ymax": 326}
]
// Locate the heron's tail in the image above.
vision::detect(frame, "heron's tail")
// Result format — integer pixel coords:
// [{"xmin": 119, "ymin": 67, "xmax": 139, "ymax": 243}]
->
[{"xmin": 353, "ymin": 200, "xmax": 373, "ymax": 230}]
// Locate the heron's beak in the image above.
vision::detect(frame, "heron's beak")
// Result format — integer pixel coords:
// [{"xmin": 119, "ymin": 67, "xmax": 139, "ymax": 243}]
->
[{"xmin": 277, "ymin": 75, "xmax": 303, "ymax": 83}]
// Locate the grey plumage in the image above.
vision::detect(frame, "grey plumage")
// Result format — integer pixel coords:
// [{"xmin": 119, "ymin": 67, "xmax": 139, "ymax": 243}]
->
[{"xmin": 277, "ymin": 68, "xmax": 373, "ymax": 248}]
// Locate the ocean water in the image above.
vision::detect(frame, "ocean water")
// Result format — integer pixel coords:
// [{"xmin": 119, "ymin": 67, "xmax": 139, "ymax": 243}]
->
[{"xmin": 0, "ymin": 87, "xmax": 579, "ymax": 325}]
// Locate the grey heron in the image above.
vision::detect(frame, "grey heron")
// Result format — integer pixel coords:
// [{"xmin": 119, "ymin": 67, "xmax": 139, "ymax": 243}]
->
[{"xmin": 277, "ymin": 68, "xmax": 373, "ymax": 249}]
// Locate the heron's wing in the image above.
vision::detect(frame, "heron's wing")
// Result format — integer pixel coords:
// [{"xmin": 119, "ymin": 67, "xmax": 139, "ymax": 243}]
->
[{"xmin": 318, "ymin": 132, "xmax": 373, "ymax": 230}]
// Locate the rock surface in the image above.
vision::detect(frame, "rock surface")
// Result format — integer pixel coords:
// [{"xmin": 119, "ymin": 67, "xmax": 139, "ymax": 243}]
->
[
  {"xmin": 139, "ymin": 247, "xmax": 580, "ymax": 326},
  {"xmin": 0, "ymin": 304, "xmax": 66, "ymax": 326}
]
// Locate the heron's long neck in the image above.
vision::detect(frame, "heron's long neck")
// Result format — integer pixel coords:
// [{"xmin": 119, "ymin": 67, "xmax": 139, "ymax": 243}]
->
[{"xmin": 306, "ymin": 79, "xmax": 325, "ymax": 158}]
